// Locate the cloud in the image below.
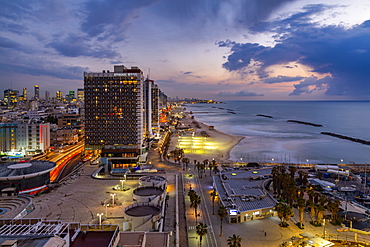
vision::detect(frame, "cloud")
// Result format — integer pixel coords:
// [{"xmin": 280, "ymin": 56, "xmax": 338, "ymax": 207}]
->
[
  {"xmin": 180, "ymin": 71, "xmax": 203, "ymax": 78},
  {"xmin": 220, "ymin": 4, "xmax": 370, "ymax": 95},
  {"xmin": 289, "ymin": 76, "xmax": 329, "ymax": 95},
  {"xmin": 218, "ymin": 90, "xmax": 264, "ymax": 97},
  {"xmin": 0, "ymin": 57, "xmax": 88, "ymax": 80},
  {"xmin": 81, "ymin": 0, "xmax": 158, "ymax": 38},
  {"xmin": 47, "ymin": 33, "xmax": 121, "ymax": 58},
  {"xmin": 263, "ymin": 75, "xmax": 305, "ymax": 84}
]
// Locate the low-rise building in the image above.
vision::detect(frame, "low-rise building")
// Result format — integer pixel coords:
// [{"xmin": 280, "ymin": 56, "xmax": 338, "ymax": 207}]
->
[{"xmin": 213, "ymin": 167, "xmax": 277, "ymax": 223}]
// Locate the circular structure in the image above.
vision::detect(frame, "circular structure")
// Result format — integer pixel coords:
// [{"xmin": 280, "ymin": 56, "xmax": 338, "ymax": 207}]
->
[
  {"xmin": 0, "ymin": 160, "xmax": 56, "ymax": 195},
  {"xmin": 133, "ymin": 186, "xmax": 164, "ymax": 197},
  {"xmin": 125, "ymin": 204, "xmax": 161, "ymax": 217},
  {"xmin": 7, "ymin": 163, "xmax": 33, "ymax": 169},
  {"xmin": 139, "ymin": 175, "xmax": 166, "ymax": 189}
]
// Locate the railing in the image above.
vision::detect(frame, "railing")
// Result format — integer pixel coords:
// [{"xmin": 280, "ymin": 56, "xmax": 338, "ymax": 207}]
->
[{"xmin": 324, "ymin": 234, "xmax": 370, "ymax": 246}]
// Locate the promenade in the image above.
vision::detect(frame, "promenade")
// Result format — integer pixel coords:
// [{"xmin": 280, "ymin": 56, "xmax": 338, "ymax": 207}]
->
[{"xmin": 183, "ymin": 163, "xmax": 370, "ymax": 246}]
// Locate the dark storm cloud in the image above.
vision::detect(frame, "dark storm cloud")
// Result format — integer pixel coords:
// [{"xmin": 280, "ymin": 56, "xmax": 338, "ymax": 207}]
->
[
  {"xmin": 47, "ymin": 34, "xmax": 120, "ymax": 58},
  {"xmin": 220, "ymin": 4, "xmax": 370, "ymax": 95},
  {"xmin": 218, "ymin": 90, "xmax": 264, "ymax": 97},
  {"xmin": 263, "ymin": 75, "xmax": 305, "ymax": 84},
  {"xmin": 0, "ymin": 61, "xmax": 87, "ymax": 80},
  {"xmin": 81, "ymin": 0, "xmax": 158, "ymax": 38},
  {"xmin": 155, "ymin": 0, "xmax": 296, "ymax": 28}
]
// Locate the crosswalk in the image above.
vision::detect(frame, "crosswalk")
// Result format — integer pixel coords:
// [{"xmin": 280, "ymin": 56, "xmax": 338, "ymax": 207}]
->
[{"xmin": 188, "ymin": 225, "xmax": 212, "ymax": 230}]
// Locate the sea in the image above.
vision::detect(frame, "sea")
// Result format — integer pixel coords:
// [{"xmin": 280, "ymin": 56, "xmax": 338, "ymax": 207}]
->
[{"xmin": 184, "ymin": 101, "xmax": 370, "ymax": 165}]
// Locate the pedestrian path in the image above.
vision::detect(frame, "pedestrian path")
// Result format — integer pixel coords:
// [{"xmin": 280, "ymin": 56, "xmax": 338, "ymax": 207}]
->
[{"xmin": 188, "ymin": 225, "xmax": 212, "ymax": 230}]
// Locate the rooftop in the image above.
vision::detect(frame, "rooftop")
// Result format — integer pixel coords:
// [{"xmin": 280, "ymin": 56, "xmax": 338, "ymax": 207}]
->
[{"xmin": 213, "ymin": 167, "xmax": 276, "ymax": 212}]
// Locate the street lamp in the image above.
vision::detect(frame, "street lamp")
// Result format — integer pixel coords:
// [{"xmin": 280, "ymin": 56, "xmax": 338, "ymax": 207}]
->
[
  {"xmin": 104, "ymin": 204, "xmax": 109, "ymax": 216},
  {"xmin": 323, "ymin": 219, "xmax": 326, "ymax": 238},
  {"xmin": 120, "ymin": 179, "xmax": 125, "ymax": 191},
  {"xmin": 97, "ymin": 213, "xmax": 103, "ymax": 226},
  {"xmin": 110, "ymin": 193, "xmax": 116, "ymax": 207}
]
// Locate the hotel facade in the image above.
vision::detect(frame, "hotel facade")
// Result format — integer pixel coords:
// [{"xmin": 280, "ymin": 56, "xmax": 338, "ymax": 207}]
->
[{"xmin": 84, "ymin": 65, "xmax": 158, "ymax": 170}]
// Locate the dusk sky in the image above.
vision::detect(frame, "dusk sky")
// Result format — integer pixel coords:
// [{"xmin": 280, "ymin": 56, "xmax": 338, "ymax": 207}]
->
[{"xmin": 1, "ymin": 0, "xmax": 370, "ymax": 100}]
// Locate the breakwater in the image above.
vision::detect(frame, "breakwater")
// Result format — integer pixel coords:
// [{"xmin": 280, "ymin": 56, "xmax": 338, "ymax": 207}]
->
[
  {"xmin": 321, "ymin": 132, "xmax": 370, "ymax": 145},
  {"xmin": 257, "ymin": 114, "xmax": 273, "ymax": 118},
  {"xmin": 287, "ymin": 120, "xmax": 323, "ymax": 127}
]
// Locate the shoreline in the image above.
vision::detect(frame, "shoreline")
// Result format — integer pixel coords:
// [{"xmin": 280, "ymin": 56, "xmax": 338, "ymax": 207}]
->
[{"xmin": 170, "ymin": 111, "xmax": 244, "ymax": 164}]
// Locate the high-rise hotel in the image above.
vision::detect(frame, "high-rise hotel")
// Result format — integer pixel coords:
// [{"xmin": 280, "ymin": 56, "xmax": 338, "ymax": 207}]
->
[{"xmin": 84, "ymin": 65, "xmax": 156, "ymax": 169}]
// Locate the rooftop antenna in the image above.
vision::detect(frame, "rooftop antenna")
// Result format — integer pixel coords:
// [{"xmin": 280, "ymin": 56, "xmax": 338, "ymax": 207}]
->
[{"xmin": 146, "ymin": 68, "xmax": 151, "ymax": 79}]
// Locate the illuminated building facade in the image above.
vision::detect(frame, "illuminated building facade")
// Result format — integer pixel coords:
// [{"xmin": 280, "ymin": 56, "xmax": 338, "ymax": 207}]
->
[
  {"xmin": 143, "ymin": 79, "xmax": 153, "ymax": 137},
  {"xmin": 19, "ymin": 87, "xmax": 27, "ymax": 101},
  {"xmin": 34, "ymin": 85, "xmax": 39, "ymax": 100},
  {"xmin": 3, "ymin": 89, "xmax": 19, "ymax": 108},
  {"xmin": 56, "ymin": 90, "xmax": 62, "ymax": 101},
  {"xmin": 0, "ymin": 123, "xmax": 17, "ymax": 152},
  {"xmin": 84, "ymin": 65, "xmax": 146, "ymax": 168},
  {"xmin": 77, "ymin": 88, "xmax": 84, "ymax": 101},
  {"xmin": 17, "ymin": 122, "xmax": 50, "ymax": 154},
  {"xmin": 143, "ymin": 79, "xmax": 159, "ymax": 137},
  {"xmin": 151, "ymin": 84, "xmax": 160, "ymax": 135}
]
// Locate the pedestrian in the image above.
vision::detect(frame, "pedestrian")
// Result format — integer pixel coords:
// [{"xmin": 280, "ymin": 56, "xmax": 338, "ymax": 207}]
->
[{"xmin": 265, "ymin": 232, "xmax": 266, "ymax": 237}]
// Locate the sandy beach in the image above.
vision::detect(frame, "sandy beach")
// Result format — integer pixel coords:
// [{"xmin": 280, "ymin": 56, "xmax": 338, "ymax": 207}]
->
[{"xmin": 169, "ymin": 111, "xmax": 244, "ymax": 165}]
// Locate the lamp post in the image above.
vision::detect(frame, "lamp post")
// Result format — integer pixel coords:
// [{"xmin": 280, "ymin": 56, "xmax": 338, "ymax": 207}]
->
[
  {"xmin": 104, "ymin": 204, "xmax": 109, "ymax": 216},
  {"xmin": 97, "ymin": 213, "xmax": 103, "ymax": 226},
  {"xmin": 110, "ymin": 193, "xmax": 116, "ymax": 207},
  {"xmin": 120, "ymin": 179, "xmax": 125, "ymax": 191},
  {"xmin": 323, "ymin": 219, "xmax": 326, "ymax": 238}
]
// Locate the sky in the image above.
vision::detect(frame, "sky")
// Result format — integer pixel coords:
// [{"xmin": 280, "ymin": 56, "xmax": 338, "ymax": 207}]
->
[{"xmin": 1, "ymin": 0, "xmax": 370, "ymax": 101}]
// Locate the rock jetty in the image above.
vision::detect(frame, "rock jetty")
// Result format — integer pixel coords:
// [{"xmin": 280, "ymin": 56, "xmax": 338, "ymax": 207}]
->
[
  {"xmin": 321, "ymin": 132, "xmax": 370, "ymax": 145},
  {"xmin": 257, "ymin": 114, "xmax": 273, "ymax": 118},
  {"xmin": 287, "ymin": 120, "xmax": 323, "ymax": 127}
]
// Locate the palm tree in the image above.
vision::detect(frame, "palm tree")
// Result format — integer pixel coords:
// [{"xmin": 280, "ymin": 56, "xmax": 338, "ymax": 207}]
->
[
  {"xmin": 210, "ymin": 191, "xmax": 218, "ymax": 215},
  {"xmin": 227, "ymin": 234, "xmax": 242, "ymax": 247},
  {"xmin": 191, "ymin": 194, "xmax": 201, "ymax": 223},
  {"xmin": 218, "ymin": 205, "xmax": 228, "ymax": 236},
  {"xmin": 327, "ymin": 199, "xmax": 341, "ymax": 222},
  {"xmin": 196, "ymin": 223, "xmax": 208, "ymax": 247},
  {"xmin": 275, "ymin": 202, "xmax": 293, "ymax": 227},
  {"xmin": 182, "ymin": 157, "xmax": 190, "ymax": 171}
]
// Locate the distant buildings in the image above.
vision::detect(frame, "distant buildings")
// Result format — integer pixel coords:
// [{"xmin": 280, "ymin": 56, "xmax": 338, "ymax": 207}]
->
[
  {"xmin": 34, "ymin": 85, "xmax": 39, "ymax": 100},
  {"xmin": 77, "ymin": 88, "xmax": 84, "ymax": 101},
  {"xmin": 3, "ymin": 89, "xmax": 19, "ymax": 108}
]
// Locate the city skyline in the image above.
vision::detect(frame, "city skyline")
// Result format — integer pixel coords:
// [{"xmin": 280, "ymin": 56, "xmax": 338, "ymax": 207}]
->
[{"xmin": 1, "ymin": 0, "xmax": 370, "ymax": 100}]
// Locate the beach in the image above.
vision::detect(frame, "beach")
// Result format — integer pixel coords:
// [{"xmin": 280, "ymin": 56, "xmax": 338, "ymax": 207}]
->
[{"xmin": 170, "ymin": 111, "xmax": 244, "ymax": 165}]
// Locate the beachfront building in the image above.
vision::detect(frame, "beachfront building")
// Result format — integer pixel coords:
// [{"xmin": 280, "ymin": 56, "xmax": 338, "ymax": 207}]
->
[
  {"xmin": 84, "ymin": 65, "xmax": 148, "ymax": 171},
  {"xmin": 213, "ymin": 167, "xmax": 277, "ymax": 223}
]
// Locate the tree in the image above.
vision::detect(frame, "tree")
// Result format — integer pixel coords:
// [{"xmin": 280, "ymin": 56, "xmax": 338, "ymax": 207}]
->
[
  {"xmin": 210, "ymin": 191, "xmax": 218, "ymax": 215},
  {"xmin": 191, "ymin": 194, "xmax": 201, "ymax": 224},
  {"xmin": 218, "ymin": 205, "xmax": 228, "ymax": 236},
  {"xmin": 196, "ymin": 222, "xmax": 208, "ymax": 247},
  {"xmin": 275, "ymin": 202, "xmax": 293, "ymax": 227},
  {"xmin": 182, "ymin": 157, "xmax": 190, "ymax": 170},
  {"xmin": 227, "ymin": 234, "xmax": 242, "ymax": 247},
  {"xmin": 327, "ymin": 199, "xmax": 341, "ymax": 221}
]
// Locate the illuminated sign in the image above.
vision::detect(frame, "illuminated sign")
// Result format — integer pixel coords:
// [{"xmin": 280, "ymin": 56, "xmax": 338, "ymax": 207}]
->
[
  {"xmin": 40, "ymin": 125, "xmax": 43, "ymax": 143},
  {"xmin": 230, "ymin": 209, "xmax": 238, "ymax": 215}
]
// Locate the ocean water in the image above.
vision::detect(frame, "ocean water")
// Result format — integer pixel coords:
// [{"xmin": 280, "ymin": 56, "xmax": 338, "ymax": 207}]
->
[{"xmin": 184, "ymin": 101, "xmax": 370, "ymax": 164}]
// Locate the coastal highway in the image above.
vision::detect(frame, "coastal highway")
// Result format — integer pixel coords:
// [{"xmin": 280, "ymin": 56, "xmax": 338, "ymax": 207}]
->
[{"xmin": 33, "ymin": 143, "xmax": 84, "ymax": 182}]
